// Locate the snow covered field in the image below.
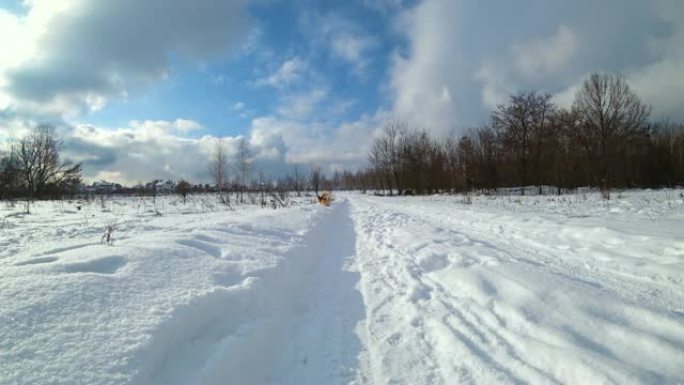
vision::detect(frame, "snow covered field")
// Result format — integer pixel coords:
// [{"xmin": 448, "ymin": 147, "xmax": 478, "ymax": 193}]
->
[{"xmin": 1, "ymin": 191, "xmax": 683, "ymax": 385}]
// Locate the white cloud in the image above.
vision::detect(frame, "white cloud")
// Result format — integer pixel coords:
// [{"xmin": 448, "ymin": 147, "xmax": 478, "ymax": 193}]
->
[
  {"xmin": 475, "ymin": 64, "xmax": 511, "ymax": 109},
  {"xmin": 276, "ymin": 87, "xmax": 328, "ymax": 120},
  {"xmin": 255, "ymin": 58, "xmax": 306, "ymax": 89},
  {"xmin": 512, "ymin": 25, "xmax": 577, "ymax": 79},
  {"xmin": 552, "ymin": 83, "xmax": 580, "ymax": 109},
  {"xmin": 124, "ymin": 119, "xmax": 203, "ymax": 138},
  {"xmin": 248, "ymin": 109, "xmax": 386, "ymax": 169},
  {"xmin": 231, "ymin": 101, "xmax": 255, "ymax": 119},
  {"xmin": 629, "ymin": 59, "xmax": 684, "ymax": 119},
  {"xmin": 0, "ymin": 117, "xmax": 33, "ymax": 149},
  {"xmin": 330, "ymin": 33, "xmax": 376, "ymax": 74},
  {"xmin": 390, "ymin": 0, "xmax": 684, "ymax": 128},
  {"xmin": 0, "ymin": 9, "xmax": 39, "ymax": 112},
  {"xmin": 477, "ymin": 24, "xmax": 578, "ymax": 109},
  {"xmin": 172, "ymin": 119, "xmax": 203, "ymax": 133},
  {"xmin": 49, "ymin": 109, "xmax": 383, "ymax": 184},
  {"xmin": 0, "ymin": 10, "xmax": 35, "ymax": 85},
  {"xmin": 61, "ymin": 119, "xmax": 224, "ymax": 184},
  {"xmin": 0, "ymin": 0, "xmax": 252, "ymax": 119},
  {"xmin": 548, "ymin": 1, "xmax": 684, "ymax": 119},
  {"xmin": 389, "ymin": 0, "xmax": 461, "ymax": 135},
  {"xmin": 330, "ymin": 99, "xmax": 356, "ymax": 116},
  {"xmin": 301, "ymin": 13, "xmax": 376, "ymax": 77},
  {"xmin": 626, "ymin": 0, "xmax": 684, "ymax": 120}
]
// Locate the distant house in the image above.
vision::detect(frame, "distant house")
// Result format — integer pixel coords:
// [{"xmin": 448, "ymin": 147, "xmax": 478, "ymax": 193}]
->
[
  {"xmin": 156, "ymin": 180, "xmax": 176, "ymax": 193},
  {"xmin": 88, "ymin": 180, "xmax": 122, "ymax": 194},
  {"xmin": 145, "ymin": 179, "xmax": 176, "ymax": 193}
]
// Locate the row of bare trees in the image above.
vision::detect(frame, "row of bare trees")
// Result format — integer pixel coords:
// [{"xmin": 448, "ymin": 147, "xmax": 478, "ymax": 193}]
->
[
  {"xmin": 363, "ymin": 72, "xmax": 683, "ymax": 195},
  {"xmin": 208, "ymin": 136, "xmax": 329, "ymax": 206},
  {"xmin": 0, "ymin": 125, "xmax": 82, "ymax": 210},
  {"xmin": 208, "ymin": 136, "xmax": 258, "ymax": 205}
]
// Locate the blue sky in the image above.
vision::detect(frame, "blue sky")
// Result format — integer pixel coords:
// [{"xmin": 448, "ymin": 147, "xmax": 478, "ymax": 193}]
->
[
  {"xmin": 1, "ymin": 0, "xmax": 683, "ymax": 184},
  {"xmin": 85, "ymin": 1, "xmax": 397, "ymax": 137}
]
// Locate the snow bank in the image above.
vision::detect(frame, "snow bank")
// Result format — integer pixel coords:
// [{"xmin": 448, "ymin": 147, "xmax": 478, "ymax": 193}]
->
[{"xmin": 0, "ymin": 195, "xmax": 340, "ymax": 384}]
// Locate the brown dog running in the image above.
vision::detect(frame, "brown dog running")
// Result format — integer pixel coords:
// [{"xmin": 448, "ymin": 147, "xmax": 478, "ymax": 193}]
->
[{"xmin": 317, "ymin": 191, "xmax": 332, "ymax": 206}]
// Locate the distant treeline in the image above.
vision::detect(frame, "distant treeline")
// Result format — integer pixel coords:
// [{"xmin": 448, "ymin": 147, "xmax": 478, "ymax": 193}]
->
[
  {"xmin": 355, "ymin": 72, "xmax": 684, "ymax": 195},
  {"xmin": 3, "ymin": 72, "xmax": 683, "ymax": 203}
]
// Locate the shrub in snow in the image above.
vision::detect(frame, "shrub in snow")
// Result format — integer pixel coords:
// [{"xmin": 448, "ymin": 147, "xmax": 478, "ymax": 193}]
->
[{"xmin": 101, "ymin": 224, "xmax": 115, "ymax": 245}]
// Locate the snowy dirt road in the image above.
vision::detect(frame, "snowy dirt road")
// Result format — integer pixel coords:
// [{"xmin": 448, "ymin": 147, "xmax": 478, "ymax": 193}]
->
[{"xmin": 1, "ymin": 192, "xmax": 683, "ymax": 385}]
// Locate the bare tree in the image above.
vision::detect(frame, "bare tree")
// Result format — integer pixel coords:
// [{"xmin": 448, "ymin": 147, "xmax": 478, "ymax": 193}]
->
[
  {"xmin": 456, "ymin": 135, "xmax": 475, "ymax": 192},
  {"xmin": 546, "ymin": 108, "xmax": 583, "ymax": 194},
  {"xmin": 257, "ymin": 170, "xmax": 268, "ymax": 208},
  {"xmin": 572, "ymin": 73, "xmax": 650, "ymax": 188},
  {"xmin": 647, "ymin": 120, "xmax": 684, "ymax": 186},
  {"xmin": 310, "ymin": 164, "xmax": 322, "ymax": 195},
  {"xmin": 357, "ymin": 73, "xmax": 678, "ymax": 194},
  {"xmin": 13, "ymin": 125, "xmax": 81, "ymax": 212},
  {"xmin": 369, "ymin": 121, "xmax": 409, "ymax": 195},
  {"xmin": 474, "ymin": 125, "xmax": 500, "ymax": 191},
  {"xmin": 369, "ymin": 138, "xmax": 392, "ymax": 195},
  {"xmin": 209, "ymin": 137, "xmax": 229, "ymax": 204},
  {"xmin": 234, "ymin": 137, "xmax": 252, "ymax": 203},
  {"xmin": 492, "ymin": 92, "xmax": 554, "ymax": 193},
  {"xmin": 293, "ymin": 164, "xmax": 305, "ymax": 197},
  {"xmin": 442, "ymin": 134, "xmax": 460, "ymax": 193},
  {"xmin": 0, "ymin": 151, "xmax": 21, "ymax": 200},
  {"xmin": 175, "ymin": 180, "xmax": 191, "ymax": 204}
]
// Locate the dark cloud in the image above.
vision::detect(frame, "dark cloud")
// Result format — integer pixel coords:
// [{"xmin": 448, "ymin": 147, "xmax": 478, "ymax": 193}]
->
[
  {"xmin": 62, "ymin": 137, "xmax": 117, "ymax": 169},
  {"xmin": 9, "ymin": 67, "xmax": 117, "ymax": 102},
  {"xmin": 6, "ymin": 0, "xmax": 251, "ymax": 113}
]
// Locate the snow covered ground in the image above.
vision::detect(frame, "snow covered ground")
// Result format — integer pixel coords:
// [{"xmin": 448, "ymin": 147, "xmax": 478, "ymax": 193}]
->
[{"xmin": 1, "ymin": 190, "xmax": 683, "ymax": 384}]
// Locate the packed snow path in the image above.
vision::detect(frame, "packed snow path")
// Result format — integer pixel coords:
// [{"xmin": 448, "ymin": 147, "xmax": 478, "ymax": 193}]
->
[
  {"xmin": 1, "ymin": 192, "xmax": 683, "ymax": 384},
  {"xmin": 130, "ymin": 201, "xmax": 364, "ymax": 385}
]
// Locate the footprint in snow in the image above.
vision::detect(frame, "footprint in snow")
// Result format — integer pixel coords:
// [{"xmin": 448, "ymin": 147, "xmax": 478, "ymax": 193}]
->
[
  {"xmin": 387, "ymin": 332, "xmax": 402, "ymax": 346},
  {"xmin": 418, "ymin": 253, "xmax": 449, "ymax": 272}
]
